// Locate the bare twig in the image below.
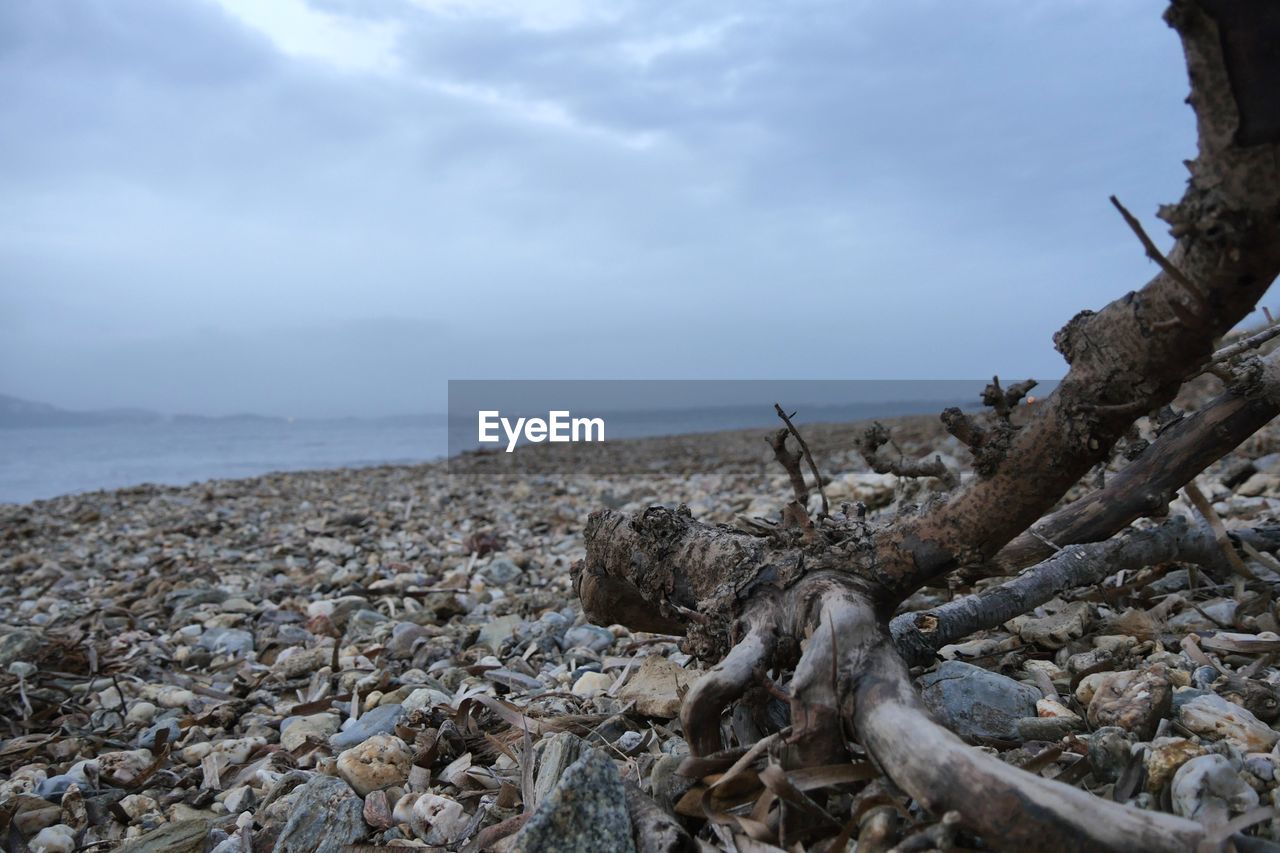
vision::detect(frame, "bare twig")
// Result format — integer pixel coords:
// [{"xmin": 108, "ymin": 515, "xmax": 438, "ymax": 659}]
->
[
  {"xmin": 767, "ymin": 428, "xmax": 809, "ymax": 508},
  {"xmin": 858, "ymin": 422, "xmax": 959, "ymax": 488},
  {"xmin": 1207, "ymin": 321, "xmax": 1280, "ymax": 366},
  {"xmin": 1110, "ymin": 195, "xmax": 1203, "ymax": 302},
  {"xmin": 774, "ymin": 403, "xmax": 829, "ymax": 517},
  {"xmin": 983, "ymin": 376, "xmax": 1037, "ymax": 420},
  {"xmin": 1183, "ymin": 481, "xmax": 1255, "ymax": 579}
]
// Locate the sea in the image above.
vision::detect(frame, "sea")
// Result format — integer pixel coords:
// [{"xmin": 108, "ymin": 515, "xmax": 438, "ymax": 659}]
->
[
  {"xmin": 0, "ymin": 418, "xmax": 446, "ymax": 504},
  {"xmin": 0, "ymin": 391, "xmax": 1001, "ymax": 504}
]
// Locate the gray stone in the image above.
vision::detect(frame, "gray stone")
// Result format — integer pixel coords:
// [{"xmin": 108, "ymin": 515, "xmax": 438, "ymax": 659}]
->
[
  {"xmin": 271, "ymin": 775, "xmax": 367, "ymax": 853},
  {"xmin": 1172, "ymin": 687, "xmax": 1210, "ymax": 714},
  {"xmin": 530, "ymin": 611, "xmax": 571, "ymax": 643},
  {"xmin": 534, "ymin": 732, "xmax": 585, "ymax": 806},
  {"xmin": 1146, "ymin": 570, "xmax": 1189, "ymax": 596},
  {"xmin": 118, "ymin": 819, "xmax": 209, "ymax": 853},
  {"xmin": 919, "ymin": 660, "xmax": 1039, "ymax": 741},
  {"xmin": 280, "ymin": 713, "xmax": 341, "ymax": 751},
  {"xmin": 1168, "ymin": 598, "xmax": 1237, "ymax": 632},
  {"xmin": 36, "ymin": 761, "xmax": 97, "ymax": 801},
  {"xmin": 513, "ymin": 749, "xmax": 636, "ymax": 853},
  {"xmin": 1191, "ymin": 666, "xmax": 1218, "ymax": 690},
  {"xmin": 0, "ymin": 628, "xmax": 40, "ymax": 668},
  {"xmin": 1010, "ymin": 601, "xmax": 1092, "ymax": 649},
  {"xmin": 166, "ymin": 588, "xmax": 228, "ymax": 609},
  {"xmin": 137, "ymin": 717, "xmax": 181, "ymax": 751},
  {"xmin": 562, "ymin": 624, "xmax": 614, "ymax": 653},
  {"xmin": 197, "ymin": 627, "xmax": 254, "ymax": 657},
  {"xmin": 1015, "ymin": 716, "xmax": 1079, "ymax": 742},
  {"xmin": 345, "ymin": 609, "xmax": 388, "ymax": 641},
  {"xmin": 1179, "ymin": 693, "xmax": 1279, "ymax": 753},
  {"xmin": 329, "ymin": 704, "xmax": 405, "ymax": 749},
  {"xmin": 310, "ymin": 537, "xmax": 356, "ymax": 559},
  {"xmin": 36, "ymin": 775, "xmax": 77, "ymax": 801},
  {"xmin": 476, "ymin": 614, "xmax": 522, "ymax": 651},
  {"xmin": 1171, "ymin": 754, "xmax": 1258, "ymax": 825},
  {"xmin": 486, "ymin": 668, "xmax": 543, "ymax": 691},
  {"xmin": 480, "ymin": 559, "xmax": 522, "ymax": 584},
  {"xmin": 386, "ymin": 622, "xmax": 432, "ymax": 660},
  {"xmin": 1087, "ymin": 727, "xmax": 1135, "ymax": 784}
]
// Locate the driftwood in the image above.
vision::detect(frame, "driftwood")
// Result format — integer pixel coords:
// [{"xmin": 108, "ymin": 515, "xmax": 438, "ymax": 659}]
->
[
  {"xmin": 892, "ymin": 517, "xmax": 1280, "ymax": 666},
  {"xmin": 572, "ymin": 2, "xmax": 1280, "ymax": 850},
  {"xmin": 993, "ymin": 348, "xmax": 1280, "ymax": 574}
]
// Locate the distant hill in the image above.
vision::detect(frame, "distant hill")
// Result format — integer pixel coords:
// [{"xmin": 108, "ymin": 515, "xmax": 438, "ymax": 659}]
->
[
  {"xmin": 0, "ymin": 394, "xmax": 162, "ymax": 428},
  {"xmin": 0, "ymin": 394, "xmax": 447, "ymax": 428}
]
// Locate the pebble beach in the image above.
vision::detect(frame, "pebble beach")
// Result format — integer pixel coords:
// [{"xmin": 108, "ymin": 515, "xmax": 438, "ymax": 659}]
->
[{"xmin": 5, "ymin": 410, "xmax": 1280, "ymax": 851}]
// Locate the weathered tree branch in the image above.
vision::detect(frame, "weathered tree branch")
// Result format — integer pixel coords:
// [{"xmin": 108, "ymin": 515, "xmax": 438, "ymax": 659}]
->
[
  {"xmin": 994, "ymin": 347, "xmax": 1280, "ymax": 573},
  {"xmin": 891, "ymin": 516, "xmax": 1258, "ymax": 666},
  {"xmin": 853, "ymin": 638, "xmax": 1206, "ymax": 853},
  {"xmin": 869, "ymin": 0, "xmax": 1280, "ymax": 599},
  {"xmin": 857, "ymin": 422, "xmax": 958, "ymax": 489}
]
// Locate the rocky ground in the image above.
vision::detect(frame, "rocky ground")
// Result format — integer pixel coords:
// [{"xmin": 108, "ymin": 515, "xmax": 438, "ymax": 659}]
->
[{"xmin": 3, "ymin": 407, "xmax": 1280, "ymax": 852}]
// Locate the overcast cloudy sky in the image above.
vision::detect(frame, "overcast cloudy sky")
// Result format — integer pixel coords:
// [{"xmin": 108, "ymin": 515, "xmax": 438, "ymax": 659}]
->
[{"xmin": 0, "ymin": 0, "xmax": 1237, "ymax": 417}]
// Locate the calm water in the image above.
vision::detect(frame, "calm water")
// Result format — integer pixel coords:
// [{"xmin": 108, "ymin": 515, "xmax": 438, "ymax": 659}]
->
[
  {"xmin": 0, "ymin": 420, "xmax": 448, "ymax": 504},
  {"xmin": 0, "ymin": 392, "xmax": 996, "ymax": 504}
]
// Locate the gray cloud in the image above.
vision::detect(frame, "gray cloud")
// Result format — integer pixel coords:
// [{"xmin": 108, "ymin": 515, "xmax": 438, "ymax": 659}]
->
[{"xmin": 0, "ymin": 0, "xmax": 1238, "ymax": 417}]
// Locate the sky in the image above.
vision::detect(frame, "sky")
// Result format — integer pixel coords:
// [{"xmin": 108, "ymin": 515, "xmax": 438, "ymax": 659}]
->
[{"xmin": 0, "ymin": 0, "xmax": 1245, "ymax": 417}]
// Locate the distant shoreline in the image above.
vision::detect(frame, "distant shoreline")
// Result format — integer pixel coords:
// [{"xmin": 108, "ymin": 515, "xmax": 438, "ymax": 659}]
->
[{"xmin": 0, "ymin": 410, "xmax": 951, "ymax": 507}]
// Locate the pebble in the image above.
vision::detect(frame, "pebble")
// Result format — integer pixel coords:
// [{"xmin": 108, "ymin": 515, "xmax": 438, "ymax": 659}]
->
[
  {"xmin": 402, "ymin": 687, "xmax": 452, "ymax": 713},
  {"xmin": 223, "ymin": 785, "xmax": 255, "ymax": 814},
  {"xmin": 1086, "ymin": 667, "xmax": 1171, "ymax": 739},
  {"xmin": 118, "ymin": 818, "xmax": 210, "ymax": 853},
  {"xmin": 513, "ymin": 749, "xmax": 636, "ymax": 853},
  {"xmin": 1145, "ymin": 738, "xmax": 1207, "ymax": 791},
  {"xmin": 481, "ymin": 558, "xmax": 523, "ymax": 584},
  {"xmin": 28, "ymin": 824, "xmax": 76, "ymax": 853},
  {"xmin": 281, "ymin": 712, "xmax": 341, "ymax": 751},
  {"xmin": 618, "ymin": 655, "xmax": 698, "ymax": 718},
  {"xmin": 272, "ymin": 775, "xmax": 366, "ymax": 853},
  {"xmin": 386, "ymin": 622, "xmax": 434, "ymax": 659},
  {"xmin": 1179, "ymin": 693, "xmax": 1280, "ymax": 753},
  {"xmin": 919, "ymin": 660, "xmax": 1039, "ymax": 741},
  {"xmin": 401, "ymin": 792, "xmax": 470, "ymax": 845},
  {"xmin": 336, "ymin": 734, "xmax": 413, "ymax": 796},
  {"xmin": 0, "ymin": 628, "xmax": 41, "ymax": 667},
  {"xmin": 1010, "ymin": 601, "xmax": 1092, "ymax": 649},
  {"xmin": 273, "ymin": 646, "xmax": 333, "ymax": 678},
  {"xmin": 1074, "ymin": 672, "xmax": 1108, "ymax": 706},
  {"xmin": 197, "ymin": 627, "xmax": 254, "ymax": 657},
  {"xmin": 126, "ymin": 701, "xmax": 158, "ymax": 725},
  {"xmin": 363, "ymin": 789, "xmax": 394, "ymax": 829},
  {"xmin": 563, "ymin": 624, "xmax": 615, "ymax": 652},
  {"xmin": 571, "ymin": 671, "xmax": 614, "ymax": 697},
  {"xmin": 137, "ymin": 718, "xmax": 180, "ymax": 751},
  {"xmin": 1087, "ymin": 727, "xmax": 1135, "ymax": 784},
  {"xmin": 476, "ymin": 614, "xmax": 523, "ymax": 651},
  {"xmin": 1172, "ymin": 754, "xmax": 1258, "ymax": 825},
  {"xmin": 329, "ymin": 704, "xmax": 406, "ymax": 749}
]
